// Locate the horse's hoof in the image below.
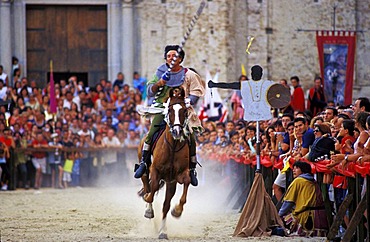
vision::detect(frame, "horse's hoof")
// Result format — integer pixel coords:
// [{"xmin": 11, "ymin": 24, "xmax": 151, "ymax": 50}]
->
[
  {"xmin": 137, "ymin": 188, "xmax": 145, "ymax": 197},
  {"xmin": 171, "ymin": 207, "xmax": 182, "ymax": 218},
  {"xmin": 158, "ymin": 233, "xmax": 168, "ymax": 239},
  {"xmin": 144, "ymin": 208, "xmax": 154, "ymax": 219},
  {"xmin": 143, "ymin": 194, "xmax": 150, "ymax": 203}
]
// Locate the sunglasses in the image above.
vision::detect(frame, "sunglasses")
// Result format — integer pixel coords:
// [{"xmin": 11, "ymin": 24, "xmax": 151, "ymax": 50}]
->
[{"xmin": 314, "ymin": 129, "xmax": 320, "ymax": 133}]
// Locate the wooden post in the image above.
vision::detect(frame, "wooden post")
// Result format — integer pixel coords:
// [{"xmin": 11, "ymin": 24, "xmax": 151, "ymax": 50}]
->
[
  {"xmin": 356, "ymin": 173, "xmax": 366, "ymax": 242},
  {"xmin": 342, "ymin": 195, "xmax": 367, "ymax": 242},
  {"xmin": 317, "ymin": 172, "xmax": 333, "ymax": 226},
  {"xmin": 327, "ymin": 193, "xmax": 353, "ymax": 240}
]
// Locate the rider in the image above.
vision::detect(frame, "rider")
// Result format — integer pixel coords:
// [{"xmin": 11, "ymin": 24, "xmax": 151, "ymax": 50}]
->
[{"xmin": 134, "ymin": 45, "xmax": 205, "ymax": 186}]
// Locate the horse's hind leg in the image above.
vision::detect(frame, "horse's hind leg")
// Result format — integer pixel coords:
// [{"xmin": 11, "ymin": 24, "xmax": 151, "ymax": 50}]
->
[
  {"xmin": 158, "ymin": 182, "xmax": 176, "ymax": 239},
  {"xmin": 171, "ymin": 182, "xmax": 189, "ymax": 218}
]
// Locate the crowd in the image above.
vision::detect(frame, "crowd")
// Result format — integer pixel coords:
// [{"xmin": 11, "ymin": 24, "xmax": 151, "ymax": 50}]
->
[
  {"xmin": 0, "ymin": 63, "xmax": 148, "ymax": 190},
  {"xmin": 196, "ymin": 75, "xmax": 370, "ymax": 237},
  {"xmin": 0, "ymin": 60, "xmax": 369, "ymax": 237}
]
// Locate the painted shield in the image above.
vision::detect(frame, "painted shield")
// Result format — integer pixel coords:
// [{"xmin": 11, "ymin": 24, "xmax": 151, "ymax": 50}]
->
[{"xmin": 267, "ymin": 84, "xmax": 290, "ymax": 108}]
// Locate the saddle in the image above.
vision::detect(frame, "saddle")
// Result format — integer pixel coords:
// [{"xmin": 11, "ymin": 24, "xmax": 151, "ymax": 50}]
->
[{"xmin": 150, "ymin": 121, "xmax": 167, "ymax": 154}]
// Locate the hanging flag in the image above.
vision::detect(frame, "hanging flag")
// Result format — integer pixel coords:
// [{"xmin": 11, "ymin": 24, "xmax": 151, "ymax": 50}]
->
[
  {"xmin": 316, "ymin": 31, "xmax": 356, "ymax": 105},
  {"xmin": 49, "ymin": 60, "xmax": 57, "ymax": 114}
]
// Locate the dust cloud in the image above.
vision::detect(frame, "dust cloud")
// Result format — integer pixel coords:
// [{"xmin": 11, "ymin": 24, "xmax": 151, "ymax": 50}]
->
[{"xmin": 0, "ymin": 159, "xmax": 325, "ymax": 241}]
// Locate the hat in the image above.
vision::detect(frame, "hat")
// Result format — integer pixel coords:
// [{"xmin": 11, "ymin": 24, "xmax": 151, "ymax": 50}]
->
[
  {"xmin": 51, "ymin": 133, "xmax": 58, "ymax": 138},
  {"xmin": 164, "ymin": 45, "xmax": 185, "ymax": 63}
]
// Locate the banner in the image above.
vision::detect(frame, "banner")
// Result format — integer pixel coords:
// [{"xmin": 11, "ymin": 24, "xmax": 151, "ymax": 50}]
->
[
  {"xmin": 49, "ymin": 60, "xmax": 57, "ymax": 114},
  {"xmin": 316, "ymin": 31, "xmax": 356, "ymax": 106}
]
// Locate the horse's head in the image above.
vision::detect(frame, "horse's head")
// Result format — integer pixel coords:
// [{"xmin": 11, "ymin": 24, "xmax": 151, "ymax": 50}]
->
[{"xmin": 164, "ymin": 87, "xmax": 188, "ymax": 140}]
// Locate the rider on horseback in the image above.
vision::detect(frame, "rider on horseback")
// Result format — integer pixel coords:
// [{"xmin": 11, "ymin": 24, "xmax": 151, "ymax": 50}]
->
[{"xmin": 134, "ymin": 45, "xmax": 205, "ymax": 186}]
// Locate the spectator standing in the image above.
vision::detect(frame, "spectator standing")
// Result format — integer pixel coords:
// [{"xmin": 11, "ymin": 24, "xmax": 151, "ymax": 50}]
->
[
  {"xmin": 0, "ymin": 141, "xmax": 10, "ymax": 190},
  {"xmin": 307, "ymin": 77, "xmax": 326, "ymax": 117},
  {"xmin": 0, "ymin": 65, "xmax": 9, "ymax": 86},
  {"xmin": 31, "ymin": 132, "xmax": 48, "ymax": 189},
  {"xmin": 63, "ymin": 152, "xmax": 74, "ymax": 188},
  {"xmin": 133, "ymin": 71, "xmax": 147, "ymax": 101},
  {"xmin": 48, "ymin": 133, "xmax": 64, "ymax": 189},
  {"xmin": 14, "ymin": 132, "xmax": 29, "ymax": 189},
  {"xmin": 230, "ymin": 75, "xmax": 247, "ymax": 121},
  {"xmin": 102, "ymin": 128, "xmax": 121, "ymax": 180},
  {"xmin": 113, "ymin": 72, "xmax": 125, "ymax": 89},
  {"xmin": 290, "ymin": 76, "xmax": 305, "ymax": 112}
]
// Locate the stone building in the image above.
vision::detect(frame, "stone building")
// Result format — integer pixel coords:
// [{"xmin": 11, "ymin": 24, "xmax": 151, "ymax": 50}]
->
[{"xmin": 0, "ymin": 0, "xmax": 369, "ymax": 101}]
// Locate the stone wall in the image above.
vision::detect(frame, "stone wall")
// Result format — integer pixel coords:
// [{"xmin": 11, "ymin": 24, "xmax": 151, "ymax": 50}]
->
[{"xmin": 135, "ymin": 0, "xmax": 370, "ymax": 102}]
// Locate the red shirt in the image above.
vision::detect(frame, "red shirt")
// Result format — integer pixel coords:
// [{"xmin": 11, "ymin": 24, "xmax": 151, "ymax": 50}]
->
[
  {"xmin": 291, "ymin": 86, "xmax": 305, "ymax": 112},
  {"xmin": 32, "ymin": 139, "xmax": 48, "ymax": 158}
]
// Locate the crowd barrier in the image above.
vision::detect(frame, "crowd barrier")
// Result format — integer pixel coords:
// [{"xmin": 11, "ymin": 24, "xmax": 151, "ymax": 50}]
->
[
  {"xmin": 200, "ymin": 152, "xmax": 370, "ymax": 241},
  {"xmin": 5, "ymin": 146, "xmax": 369, "ymax": 240},
  {"xmin": 6, "ymin": 146, "xmax": 139, "ymax": 191}
]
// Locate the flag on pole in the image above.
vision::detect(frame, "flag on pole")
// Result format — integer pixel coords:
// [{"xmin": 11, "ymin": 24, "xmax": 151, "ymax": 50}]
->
[
  {"xmin": 49, "ymin": 60, "xmax": 57, "ymax": 114},
  {"xmin": 198, "ymin": 65, "xmax": 227, "ymax": 122}
]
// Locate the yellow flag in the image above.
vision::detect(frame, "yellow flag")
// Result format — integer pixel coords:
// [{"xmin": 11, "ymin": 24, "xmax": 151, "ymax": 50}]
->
[{"xmin": 241, "ymin": 64, "xmax": 247, "ymax": 76}]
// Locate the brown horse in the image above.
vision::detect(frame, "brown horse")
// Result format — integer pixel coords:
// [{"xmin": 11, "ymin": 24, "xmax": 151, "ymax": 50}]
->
[{"xmin": 139, "ymin": 87, "xmax": 191, "ymax": 239}]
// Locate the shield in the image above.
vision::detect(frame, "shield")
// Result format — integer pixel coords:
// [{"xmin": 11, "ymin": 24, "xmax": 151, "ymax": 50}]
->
[{"xmin": 267, "ymin": 84, "xmax": 290, "ymax": 108}]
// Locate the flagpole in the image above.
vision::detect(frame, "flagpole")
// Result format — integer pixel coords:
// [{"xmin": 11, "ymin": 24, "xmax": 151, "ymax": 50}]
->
[{"xmin": 49, "ymin": 60, "xmax": 57, "ymax": 132}]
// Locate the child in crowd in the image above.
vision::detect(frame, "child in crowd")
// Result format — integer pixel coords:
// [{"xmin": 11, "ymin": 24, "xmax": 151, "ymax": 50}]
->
[{"xmin": 63, "ymin": 152, "xmax": 74, "ymax": 188}]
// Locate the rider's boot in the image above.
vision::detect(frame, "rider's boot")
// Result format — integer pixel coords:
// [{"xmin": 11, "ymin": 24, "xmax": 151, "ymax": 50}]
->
[
  {"xmin": 134, "ymin": 143, "xmax": 151, "ymax": 178},
  {"xmin": 189, "ymin": 156, "xmax": 198, "ymax": 186}
]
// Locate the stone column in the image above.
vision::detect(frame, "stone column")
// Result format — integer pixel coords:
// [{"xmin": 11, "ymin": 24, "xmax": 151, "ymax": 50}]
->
[
  {"xmin": 12, "ymin": 0, "xmax": 27, "ymax": 80},
  {"xmin": 0, "ymin": 0, "xmax": 13, "ymax": 85},
  {"xmin": 121, "ymin": 0, "xmax": 134, "ymax": 86},
  {"xmin": 108, "ymin": 2, "xmax": 122, "ymax": 83}
]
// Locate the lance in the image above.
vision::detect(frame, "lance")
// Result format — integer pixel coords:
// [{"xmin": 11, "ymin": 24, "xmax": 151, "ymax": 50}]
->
[
  {"xmin": 167, "ymin": 0, "xmax": 206, "ymax": 72},
  {"xmin": 154, "ymin": 0, "xmax": 206, "ymax": 102}
]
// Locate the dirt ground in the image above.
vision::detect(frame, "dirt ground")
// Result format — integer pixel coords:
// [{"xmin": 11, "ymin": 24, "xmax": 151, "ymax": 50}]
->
[{"xmin": 0, "ymin": 177, "xmax": 327, "ymax": 242}]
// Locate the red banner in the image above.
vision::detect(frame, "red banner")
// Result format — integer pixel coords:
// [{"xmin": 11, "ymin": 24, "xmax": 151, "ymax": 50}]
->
[{"xmin": 316, "ymin": 31, "xmax": 356, "ymax": 106}]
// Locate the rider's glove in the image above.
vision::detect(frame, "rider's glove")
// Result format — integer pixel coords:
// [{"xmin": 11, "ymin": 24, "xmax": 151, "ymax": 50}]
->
[
  {"xmin": 185, "ymin": 98, "xmax": 191, "ymax": 108},
  {"xmin": 161, "ymin": 71, "xmax": 170, "ymax": 82}
]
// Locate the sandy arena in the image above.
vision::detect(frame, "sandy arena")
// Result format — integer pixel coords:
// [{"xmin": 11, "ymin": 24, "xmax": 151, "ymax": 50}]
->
[{"xmin": 0, "ymin": 172, "xmax": 327, "ymax": 242}]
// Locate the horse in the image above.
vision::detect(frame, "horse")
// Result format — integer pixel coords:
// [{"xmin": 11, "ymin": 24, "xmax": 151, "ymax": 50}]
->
[{"xmin": 138, "ymin": 87, "xmax": 191, "ymax": 239}]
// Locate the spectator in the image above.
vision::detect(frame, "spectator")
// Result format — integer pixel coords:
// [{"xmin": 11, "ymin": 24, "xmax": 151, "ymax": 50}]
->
[
  {"xmin": 352, "ymin": 97, "xmax": 370, "ymax": 117},
  {"xmin": 63, "ymin": 152, "xmax": 74, "ymax": 188},
  {"xmin": 307, "ymin": 77, "xmax": 326, "ymax": 117},
  {"xmin": 306, "ymin": 123, "xmax": 335, "ymax": 162},
  {"xmin": 0, "ymin": 65, "xmax": 9, "ymax": 86},
  {"xmin": 31, "ymin": 132, "xmax": 48, "ymax": 189},
  {"xmin": 101, "ymin": 128, "xmax": 121, "ymax": 179},
  {"xmin": 323, "ymin": 106, "xmax": 337, "ymax": 123},
  {"xmin": 290, "ymin": 76, "xmax": 305, "ymax": 112},
  {"xmin": 113, "ymin": 72, "xmax": 125, "ymax": 89},
  {"xmin": 133, "ymin": 71, "xmax": 147, "ymax": 101},
  {"xmin": 278, "ymin": 161, "xmax": 328, "ymax": 236},
  {"xmin": 14, "ymin": 132, "xmax": 29, "ymax": 189},
  {"xmin": 48, "ymin": 133, "xmax": 64, "ymax": 189},
  {"xmin": 0, "ymin": 140, "xmax": 10, "ymax": 190}
]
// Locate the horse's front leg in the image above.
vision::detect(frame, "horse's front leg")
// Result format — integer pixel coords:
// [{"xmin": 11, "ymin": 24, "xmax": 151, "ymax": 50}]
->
[
  {"xmin": 159, "ymin": 181, "xmax": 177, "ymax": 239},
  {"xmin": 171, "ymin": 173, "xmax": 190, "ymax": 218}
]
